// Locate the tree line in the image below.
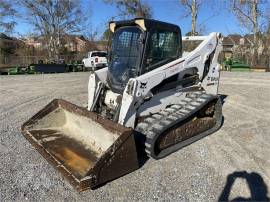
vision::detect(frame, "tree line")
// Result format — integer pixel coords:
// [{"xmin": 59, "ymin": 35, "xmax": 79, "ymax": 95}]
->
[{"xmin": 1, "ymin": 0, "xmax": 270, "ymax": 67}]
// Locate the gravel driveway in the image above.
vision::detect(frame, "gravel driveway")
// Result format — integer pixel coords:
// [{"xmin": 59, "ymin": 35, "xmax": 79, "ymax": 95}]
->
[{"xmin": 0, "ymin": 72, "xmax": 270, "ymax": 201}]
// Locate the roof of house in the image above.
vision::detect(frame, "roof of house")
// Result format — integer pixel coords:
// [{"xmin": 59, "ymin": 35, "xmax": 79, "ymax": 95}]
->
[
  {"xmin": 223, "ymin": 37, "xmax": 234, "ymax": 46},
  {"xmin": 223, "ymin": 34, "xmax": 242, "ymax": 45},
  {"xmin": 223, "ymin": 33, "xmax": 256, "ymax": 46},
  {"xmin": 63, "ymin": 34, "xmax": 88, "ymax": 42}
]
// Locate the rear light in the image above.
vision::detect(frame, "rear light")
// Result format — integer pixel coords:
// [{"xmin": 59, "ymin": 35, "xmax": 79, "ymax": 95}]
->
[{"xmin": 95, "ymin": 58, "xmax": 98, "ymax": 63}]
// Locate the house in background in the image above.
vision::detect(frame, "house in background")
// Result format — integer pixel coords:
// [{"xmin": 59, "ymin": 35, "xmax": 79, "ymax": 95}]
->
[
  {"xmin": 95, "ymin": 41, "xmax": 107, "ymax": 51},
  {"xmin": 21, "ymin": 34, "xmax": 100, "ymax": 54},
  {"xmin": 63, "ymin": 35, "xmax": 88, "ymax": 52},
  {"xmin": 222, "ymin": 34, "xmax": 242, "ymax": 59},
  {"xmin": 23, "ymin": 37, "xmax": 44, "ymax": 49},
  {"xmin": 222, "ymin": 34, "xmax": 254, "ymax": 60},
  {"xmin": 0, "ymin": 33, "xmax": 23, "ymax": 66},
  {"xmin": 0, "ymin": 33, "xmax": 22, "ymax": 50}
]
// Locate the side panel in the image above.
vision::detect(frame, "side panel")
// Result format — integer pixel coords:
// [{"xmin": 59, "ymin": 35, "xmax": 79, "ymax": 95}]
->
[
  {"xmin": 88, "ymin": 68, "xmax": 108, "ymax": 111},
  {"xmin": 201, "ymin": 64, "xmax": 221, "ymax": 95},
  {"xmin": 201, "ymin": 36, "xmax": 223, "ymax": 94}
]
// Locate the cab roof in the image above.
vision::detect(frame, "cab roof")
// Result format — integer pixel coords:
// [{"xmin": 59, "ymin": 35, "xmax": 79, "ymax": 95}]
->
[{"xmin": 109, "ymin": 18, "xmax": 181, "ymax": 34}]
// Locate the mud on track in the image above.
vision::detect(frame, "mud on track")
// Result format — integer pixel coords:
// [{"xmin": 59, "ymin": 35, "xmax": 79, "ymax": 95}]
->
[{"xmin": 0, "ymin": 72, "xmax": 270, "ymax": 201}]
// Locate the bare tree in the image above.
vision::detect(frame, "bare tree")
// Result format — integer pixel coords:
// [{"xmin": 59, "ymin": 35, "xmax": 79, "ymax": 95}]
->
[
  {"xmin": 231, "ymin": 1, "xmax": 260, "ymax": 46},
  {"xmin": 19, "ymin": 0, "xmax": 90, "ymax": 60},
  {"xmin": 104, "ymin": 0, "xmax": 152, "ymax": 19},
  {"xmin": 0, "ymin": 0, "xmax": 17, "ymax": 33},
  {"xmin": 179, "ymin": 0, "xmax": 219, "ymax": 36},
  {"xmin": 230, "ymin": 0, "xmax": 267, "ymax": 66},
  {"xmin": 179, "ymin": 0, "xmax": 202, "ymax": 36}
]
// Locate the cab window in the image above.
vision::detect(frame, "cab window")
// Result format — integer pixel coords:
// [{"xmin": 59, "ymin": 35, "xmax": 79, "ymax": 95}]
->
[{"xmin": 143, "ymin": 30, "xmax": 180, "ymax": 73}]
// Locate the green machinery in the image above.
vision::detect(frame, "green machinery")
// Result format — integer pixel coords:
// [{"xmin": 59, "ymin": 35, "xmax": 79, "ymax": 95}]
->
[
  {"xmin": 8, "ymin": 65, "xmax": 36, "ymax": 75},
  {"xmin": 66, "ymin": 60, "xmax": 85, "ymax": 72},
  {"xmin": 223, "ymin": 58, "xmax": 250, "ymax": 72},
  {"xmin": 8, "ymin": 66, "xmax": 25, "ymax": 75}
]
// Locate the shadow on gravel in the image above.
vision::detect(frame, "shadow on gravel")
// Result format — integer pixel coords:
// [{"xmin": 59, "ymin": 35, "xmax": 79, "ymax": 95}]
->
[{"xmin": 218, "ymin": 171, "xmax": 269, "ymax": 201}]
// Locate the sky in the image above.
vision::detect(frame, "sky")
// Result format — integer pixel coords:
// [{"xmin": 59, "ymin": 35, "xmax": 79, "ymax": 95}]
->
[{"xmin": 12, "ymin": 0, "xmax": 262, "ymax": 38}]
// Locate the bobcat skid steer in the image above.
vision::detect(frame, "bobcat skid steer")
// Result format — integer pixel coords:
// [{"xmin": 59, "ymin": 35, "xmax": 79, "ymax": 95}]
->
[{"xmin": 21, "ymin": 18, "xmax": 223, "ymax": 191}]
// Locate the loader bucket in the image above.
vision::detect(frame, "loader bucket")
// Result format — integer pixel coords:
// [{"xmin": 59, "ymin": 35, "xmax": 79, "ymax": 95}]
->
[{"xmin": 21, "ymin": 99, "xmax": 139, "ymax": 191}]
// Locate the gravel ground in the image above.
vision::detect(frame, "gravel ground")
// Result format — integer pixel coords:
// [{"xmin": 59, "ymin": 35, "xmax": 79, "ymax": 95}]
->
[{"xmin": 0, "ymin": 71, "xmax": 270, "ymax": 201}]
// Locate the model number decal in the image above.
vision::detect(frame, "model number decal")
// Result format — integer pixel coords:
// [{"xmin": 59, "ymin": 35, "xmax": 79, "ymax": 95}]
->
[{"xmin": 207, "ymin": 76, "xmax": 219, "ymax": 82}]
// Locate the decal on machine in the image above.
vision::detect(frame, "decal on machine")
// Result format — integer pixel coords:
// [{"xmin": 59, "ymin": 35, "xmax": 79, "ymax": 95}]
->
[
  {"xmin": 207, "ymin": 76, "xmax": 219, "ymax": 82},
  {"xmin": 207, "ymin": 43, "xmax": 213, "ymax": 49},
  {"xmin": 140, "ymin": 81, "xmax": 148, "ymax": 89}
]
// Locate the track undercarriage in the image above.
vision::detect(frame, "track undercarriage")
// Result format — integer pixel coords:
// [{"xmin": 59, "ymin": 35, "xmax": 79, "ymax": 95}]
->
[{"xmin": 136, "ymin": 92, "xmax": 222, "ymax": 159}]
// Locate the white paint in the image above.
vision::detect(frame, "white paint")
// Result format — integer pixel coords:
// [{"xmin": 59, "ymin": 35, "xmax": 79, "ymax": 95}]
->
[
  {"xmin": 30, "ymin": 107, "xmax": 119, "ymax": 156},
  {"xmin": 104, "ymin": 90, "xmax": 120, "ymax": 109}
]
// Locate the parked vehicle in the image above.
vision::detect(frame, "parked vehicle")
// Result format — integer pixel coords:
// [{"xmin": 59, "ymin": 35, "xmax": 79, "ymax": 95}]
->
[{"xmin": 82, "ymin": 51, "xmax": 108, "ymax": 70}]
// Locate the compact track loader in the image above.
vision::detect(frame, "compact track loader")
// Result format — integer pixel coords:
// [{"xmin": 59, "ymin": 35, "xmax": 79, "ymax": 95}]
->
[{"xmin": 21, "ymin": 18, "xmax": 223, "ymax": 191}]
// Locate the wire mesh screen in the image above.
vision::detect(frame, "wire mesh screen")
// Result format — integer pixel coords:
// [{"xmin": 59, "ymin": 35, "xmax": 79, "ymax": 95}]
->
[
  {"xmin": 113, "ymin": 29, "xmax": 141, "ymax": 59},
  {"xmin": 108, "ymin": 27, "xmax": 143, "ymax": 88}
]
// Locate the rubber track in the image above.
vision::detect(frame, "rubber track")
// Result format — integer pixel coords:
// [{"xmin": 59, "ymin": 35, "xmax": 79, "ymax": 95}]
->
[{"xmin": 135, "ymin": 92, "xmax": 222, "ymax": 159}]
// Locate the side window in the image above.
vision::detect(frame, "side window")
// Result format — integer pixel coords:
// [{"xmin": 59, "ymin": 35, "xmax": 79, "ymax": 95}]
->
[{"xmin": 143, "ymin": 30, "xmax": 179, "ymax": 73}]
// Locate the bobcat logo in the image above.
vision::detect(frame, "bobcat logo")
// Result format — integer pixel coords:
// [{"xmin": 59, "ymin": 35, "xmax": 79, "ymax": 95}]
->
[{"xmin": 140, "ymin": 81, "xmax": 147, "ymax": 89}]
